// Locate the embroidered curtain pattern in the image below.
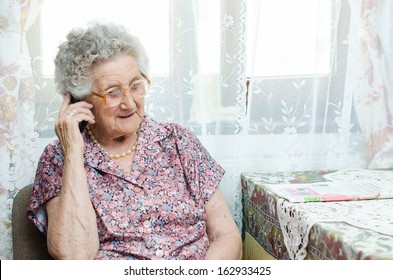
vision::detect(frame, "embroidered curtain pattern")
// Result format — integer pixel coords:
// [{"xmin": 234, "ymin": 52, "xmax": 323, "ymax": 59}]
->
[
  {"xmin": 346, "ymin": 0, "xmax": 393, "ymax": 168},
  {"xmin": 0, "ymin": 0, "xmax": 44, "ymax": 259}
]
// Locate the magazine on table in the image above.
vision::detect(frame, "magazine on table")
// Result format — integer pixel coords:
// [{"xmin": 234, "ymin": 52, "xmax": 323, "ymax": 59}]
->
[{"xmin": 264, "ymin": 181, "xmax": 393, "ymax": 203}]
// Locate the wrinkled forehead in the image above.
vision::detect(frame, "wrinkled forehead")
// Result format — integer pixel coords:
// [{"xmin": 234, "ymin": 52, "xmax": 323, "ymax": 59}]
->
[{"xmin": 90, "ymin": 54, "xmax": 142, "ymax": 89}]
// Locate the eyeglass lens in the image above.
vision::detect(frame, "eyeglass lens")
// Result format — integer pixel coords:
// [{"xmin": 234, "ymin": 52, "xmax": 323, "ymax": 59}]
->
[{"xmin": 105, "ymin": 80, "xmax": 147, "ymax": 106}]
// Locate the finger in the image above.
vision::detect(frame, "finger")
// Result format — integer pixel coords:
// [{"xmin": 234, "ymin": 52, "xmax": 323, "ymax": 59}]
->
[
  {"xmin": 66, "ymin": 107, "xmax": 95, "ymax": 121},
  {"xmin": 68, "ymin": 100, "xmax": 94, "ymax": 110},
  {"xmin": 63, "ymin": 108, "xmax": 95, "ymax": 126},
  {"xmin": 65, "ymin": 108, "xmax": 76, "ymax": 119},
  {"xmin": 74, "ymin": 113, "xmax": 96, "ymax": 125},
  {"xmin": 59, "ymin": 93, "xmax": 72, "ymax": 115}
]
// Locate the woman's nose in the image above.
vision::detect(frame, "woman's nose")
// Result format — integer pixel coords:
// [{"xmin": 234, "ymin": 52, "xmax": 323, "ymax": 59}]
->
[{"xmin": 119, "ymin": 92, "xmax": 138, "ymax": 109}]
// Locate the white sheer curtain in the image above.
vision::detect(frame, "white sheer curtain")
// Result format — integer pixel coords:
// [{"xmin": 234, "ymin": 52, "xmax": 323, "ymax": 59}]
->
[
  {"xmin": 244, "ymin": 0, "xmax": 363, "ymax": 170},
  {"xmin": 1, "ymin": 0, "xmax": 392, "ymax": 259},
  {"xmin": 0, "ymin": 0, "xmax": 44, "ymax": 259},
  {"xmin": 346, "ymin": 0, "xmax": 393, "ymax": 168}
]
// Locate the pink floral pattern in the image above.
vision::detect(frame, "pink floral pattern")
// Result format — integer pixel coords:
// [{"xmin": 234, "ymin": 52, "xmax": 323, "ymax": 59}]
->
[
  {"xmin": 27, "ymin": 116, "xmax": 225, "ymax": 260},
  {"xmin": 352, "ymin": 0, "xmax": 393, "ymax": 167},
  {"xmin": 0, "ymin": 0, "xmax": 44, "ymax": 259}
]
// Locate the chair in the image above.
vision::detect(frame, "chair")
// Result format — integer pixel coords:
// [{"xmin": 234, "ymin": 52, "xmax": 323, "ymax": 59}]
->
[{"xmin": 12, "ymin": 184, "xmax": 53, "ymax": 259}]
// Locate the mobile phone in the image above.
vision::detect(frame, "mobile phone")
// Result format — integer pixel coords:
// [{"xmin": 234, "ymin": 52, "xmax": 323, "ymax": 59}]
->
[{"xmin": 70, "ymin": 95, "xmax": 88, "ymax": 132}]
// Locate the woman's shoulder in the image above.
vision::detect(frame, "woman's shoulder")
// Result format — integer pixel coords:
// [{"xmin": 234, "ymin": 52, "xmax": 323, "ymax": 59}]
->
[{"xmin": 40, "ymin": 139, "xmax": 63, "ymax": 158}]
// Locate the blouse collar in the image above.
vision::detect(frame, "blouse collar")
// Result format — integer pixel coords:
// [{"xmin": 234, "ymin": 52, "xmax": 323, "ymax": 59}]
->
[{"xmin": 82, "ymin": 115, "xmax": 175, "ymax": 182}]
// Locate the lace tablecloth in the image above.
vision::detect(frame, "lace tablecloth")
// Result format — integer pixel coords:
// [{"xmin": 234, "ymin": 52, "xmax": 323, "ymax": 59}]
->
[
  {"xmin": 276, "ymin": 169, "xmax": 393, "ymax": 259},
  {"xmin": 277, "ymin": 198, "xmax": 393, "ymax": 259},
  {"xmin": 242, "ymin": 169, "xmax": 393, "ymax": 260}
]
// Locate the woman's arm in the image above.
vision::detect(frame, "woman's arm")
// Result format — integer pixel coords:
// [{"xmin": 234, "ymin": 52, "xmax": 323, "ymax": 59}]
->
[
  {"xmin": 46, "ymin": 94, "xmax": 99, "ymax": 259},
  {"xmin": 204, "ymin": 188, "xmax": 243, "ymax": 260},
  {"xmin": 46, "ymin": 158, "xmax": 99, "ymax": 259}
]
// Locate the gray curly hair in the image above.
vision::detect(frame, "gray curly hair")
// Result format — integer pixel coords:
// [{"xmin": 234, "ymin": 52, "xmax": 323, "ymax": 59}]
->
[{"xmin": 54, "ymin": 21, "xmax": 150, "ymax": 100}]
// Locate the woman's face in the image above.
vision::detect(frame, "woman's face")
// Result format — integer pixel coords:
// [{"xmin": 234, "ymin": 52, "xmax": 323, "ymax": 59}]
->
[{"xmin": 86, "ymin": 54, "xmax": 145, "ymax": 139}]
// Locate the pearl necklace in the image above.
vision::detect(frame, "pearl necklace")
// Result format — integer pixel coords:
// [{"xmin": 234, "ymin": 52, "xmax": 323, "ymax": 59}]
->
[{"xmin": 86, "ymin": 125, "xmax": 138, "ymax": 159}]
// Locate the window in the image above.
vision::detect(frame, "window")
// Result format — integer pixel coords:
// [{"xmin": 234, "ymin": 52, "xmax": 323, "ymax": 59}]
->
[
  {"xmin": 246, "ymin": 0, "xmax": 332, "ymax": 77},
  {"xmin": 245, "ymin": 0, "xmax": 352, "ymax": 134},
  {"xmin": 28, "ymin": 0, "xmax": 350, "ymax": 137},
  {"xmin": 41, "ymin": 0, "xmax": 170, "ymax": 76}
]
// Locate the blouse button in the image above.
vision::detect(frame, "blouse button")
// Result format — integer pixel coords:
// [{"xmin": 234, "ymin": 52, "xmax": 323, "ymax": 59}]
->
[
  {"xmin": 143, "ymin": 220, "xmax": 151, "ymax": 228},
  {"xmin": 155, "ymin": 250, "xmax": 165, "ymax": 258},
  {"xmin": 133, "ymin": 187, "xmax": 142, "ymax": 193}
]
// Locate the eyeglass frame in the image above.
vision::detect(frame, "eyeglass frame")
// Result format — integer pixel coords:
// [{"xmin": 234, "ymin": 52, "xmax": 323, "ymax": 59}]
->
[{"xmin": 91, "ymin": 75, "xmax": 150, "ymax": 107}]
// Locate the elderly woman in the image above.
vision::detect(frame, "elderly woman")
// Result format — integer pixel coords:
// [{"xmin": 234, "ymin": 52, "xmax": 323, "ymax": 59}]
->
[{"xmin": 27, "ymin": 21, "xmax": 242, "ymax": 260}]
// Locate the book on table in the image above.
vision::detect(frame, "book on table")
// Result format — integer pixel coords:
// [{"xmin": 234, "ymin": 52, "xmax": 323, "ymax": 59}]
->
[{"xmin": 264, "ymin": 181, "xmax": 393, "ymax": 203}]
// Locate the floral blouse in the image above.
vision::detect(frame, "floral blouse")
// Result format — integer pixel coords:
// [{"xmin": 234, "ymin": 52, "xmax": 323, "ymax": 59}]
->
[{"xmin": 27, "ymin": 116, "xmax": 225, "ymax": 260}]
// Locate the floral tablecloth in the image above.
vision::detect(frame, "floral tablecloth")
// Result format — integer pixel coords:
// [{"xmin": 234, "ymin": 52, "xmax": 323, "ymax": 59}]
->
[{"xmin": 241, "ymin": 169, "xmax": 393, "ymax": 260}]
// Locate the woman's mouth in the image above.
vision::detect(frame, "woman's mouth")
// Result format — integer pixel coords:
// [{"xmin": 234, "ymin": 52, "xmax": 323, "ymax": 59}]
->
[{"xmin": 118, "ymin": 112, "xmax": 134, "ymax": 119}]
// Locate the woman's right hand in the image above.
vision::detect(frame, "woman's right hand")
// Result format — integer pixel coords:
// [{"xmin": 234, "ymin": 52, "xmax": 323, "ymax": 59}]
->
[{"xmin": 55, "ymin": 93, "xmax": 95, "ymax": 156}]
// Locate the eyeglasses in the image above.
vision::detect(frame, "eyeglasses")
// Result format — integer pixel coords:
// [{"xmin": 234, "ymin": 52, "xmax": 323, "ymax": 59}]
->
[{"xmin": 92, "ymin": 79, "xmax": 149, "ymax": 107}]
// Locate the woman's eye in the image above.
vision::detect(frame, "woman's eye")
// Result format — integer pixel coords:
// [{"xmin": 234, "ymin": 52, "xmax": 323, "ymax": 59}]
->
[
  {"xmin": 130, "ymin": 83, "xmax": 141, "ymax": 90},
  {"xmin": 107, "ymin": 87, "xmax": 121, "ymax": 96}
]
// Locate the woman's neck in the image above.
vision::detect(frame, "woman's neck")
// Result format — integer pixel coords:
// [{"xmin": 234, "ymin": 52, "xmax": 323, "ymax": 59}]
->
[{"xmin": 87, "ymin": 125, "xmax": 139, "ymax": 159}]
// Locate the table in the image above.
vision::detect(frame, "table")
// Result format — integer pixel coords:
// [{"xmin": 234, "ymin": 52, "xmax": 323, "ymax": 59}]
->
[{"xmin": 241, "ymin": 169, "xmax": 393, "ymax": 260}]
